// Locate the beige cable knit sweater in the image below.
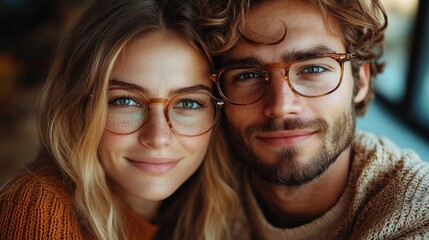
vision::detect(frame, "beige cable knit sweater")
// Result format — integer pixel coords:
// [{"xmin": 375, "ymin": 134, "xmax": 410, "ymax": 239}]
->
[{"xmin": 231, "ymin": 131, "xmax": 429, "ymax": 240}]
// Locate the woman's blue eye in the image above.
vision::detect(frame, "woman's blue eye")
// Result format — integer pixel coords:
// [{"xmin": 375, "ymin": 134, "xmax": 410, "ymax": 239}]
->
[
  {"xmin": 176, "ymin": 100, "xmax": 202, "ymax": 109},
  {"xmin": 110, "ymin": 97, "xmax": 138, "ymax": 107}
]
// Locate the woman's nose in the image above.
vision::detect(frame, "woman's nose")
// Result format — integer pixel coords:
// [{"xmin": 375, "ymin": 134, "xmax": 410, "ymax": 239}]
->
[{"xmin": 138, "ymin": 103, "xmax": 174, "ymax": 148}]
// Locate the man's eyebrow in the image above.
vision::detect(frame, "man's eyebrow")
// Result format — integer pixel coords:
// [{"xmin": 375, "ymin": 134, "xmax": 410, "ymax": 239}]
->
[
  {"xmin": 219, "ymin": 45, "xmax": 339, "ymax": 68},
  {"xmin": 108, "ymin": 79, "xmax": 212, "ymax": 95},
  {"xmin": 286, "ymin": 45, "xmax": 337, "ymax": 61},
  {"xmin": 219, "ymin": 57, "xmax": 262, "ymax": 68}
]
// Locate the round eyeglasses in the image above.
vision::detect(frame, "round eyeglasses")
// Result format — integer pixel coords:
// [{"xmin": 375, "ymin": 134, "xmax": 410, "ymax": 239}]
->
[
  {"xmin": 210, "ymin": 53, "xmax": 356, "ymax": 105},
  {"xmin": 105, "ymin": 87, "xmax": 224, "ymax": 136}
]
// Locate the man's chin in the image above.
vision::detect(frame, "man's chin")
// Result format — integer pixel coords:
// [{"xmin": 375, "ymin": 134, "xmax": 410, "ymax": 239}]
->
[
  {"xmin": 251, "ymin": 163, "xmax": 324, "ymax": 187},
  {"xmin": 251, "ymin": 145, "xmax": 302, "ymax": 165},
  {"xmin": 247, "ymin": 149, "xmax": 334, "ymax": 187}
]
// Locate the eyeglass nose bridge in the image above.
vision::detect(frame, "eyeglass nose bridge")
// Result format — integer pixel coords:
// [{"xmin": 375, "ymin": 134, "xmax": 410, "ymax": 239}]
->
[
  {"xmin": 145, "ymin": 97, "xmax": 174, "ymax": 130},
  {"xmin": 264, "ymin": 62, "xmax": 293, "ymax": 76},
  {"xmin": 263, "ymin": 62, "xmax": 296, "ymax": 90},
  {"xmin": 146, "ymin": 98, "xmax": 169, "ymax": 107}
]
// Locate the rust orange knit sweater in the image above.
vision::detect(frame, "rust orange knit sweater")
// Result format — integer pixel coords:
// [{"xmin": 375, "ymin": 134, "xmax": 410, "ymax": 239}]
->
[{"xmin": 0, "ymin": 168, "xmax": 158, "ymax": 239}]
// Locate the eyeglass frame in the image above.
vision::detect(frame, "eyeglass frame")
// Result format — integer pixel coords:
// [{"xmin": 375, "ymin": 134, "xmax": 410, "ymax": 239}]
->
[
  {"xmin": 105, "ymin": 86, "xmax": 224, "ymax": 137},
  {"xmin": 210, "ymin": 52, "xmax": 357, "ymax": 106}
]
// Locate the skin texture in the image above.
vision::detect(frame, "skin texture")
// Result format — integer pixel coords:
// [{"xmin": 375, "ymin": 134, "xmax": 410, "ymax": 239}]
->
[
  {"xmin": 221, "ymin": 0, "xmax": 370, "ymax": 227},
  {"xmin": 98, "ymin": 30, "xmax": 212, "ymax": 220}
]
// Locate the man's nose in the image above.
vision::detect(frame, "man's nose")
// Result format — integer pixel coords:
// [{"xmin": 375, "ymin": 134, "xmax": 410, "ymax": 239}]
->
[
  {"xmin": 262, "ymin": 69, "xmax": 302, "ymax": 118},
  {"xmin": 138, "ymin": 103, "xmax": 174, "ymax": 148}
]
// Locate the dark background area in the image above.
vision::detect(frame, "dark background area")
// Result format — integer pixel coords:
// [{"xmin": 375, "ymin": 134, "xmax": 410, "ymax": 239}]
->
[{"xmin": 0, "ymin": 0, "xmax": 92, "ymax": 185}]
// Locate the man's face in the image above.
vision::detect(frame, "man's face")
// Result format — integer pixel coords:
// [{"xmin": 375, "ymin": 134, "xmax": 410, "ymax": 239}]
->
[{"xmin": 220, "ymin": 0, "xmax": 368, "ymax": 186}]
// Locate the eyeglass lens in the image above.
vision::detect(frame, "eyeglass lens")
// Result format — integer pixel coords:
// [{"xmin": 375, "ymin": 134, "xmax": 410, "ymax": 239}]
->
[
  {"xmin": 105, "ymin": 89, "xmax": 218, "ymax": 136},
  {"xmin": 218, "ymin": 56, "xmax": 343, "ymax": 105}
]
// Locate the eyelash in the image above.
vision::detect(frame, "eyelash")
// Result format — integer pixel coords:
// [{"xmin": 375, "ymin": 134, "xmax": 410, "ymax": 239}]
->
[{"xmin": 108, "ymin": 95, "xmax": 139, "ymax": 107}]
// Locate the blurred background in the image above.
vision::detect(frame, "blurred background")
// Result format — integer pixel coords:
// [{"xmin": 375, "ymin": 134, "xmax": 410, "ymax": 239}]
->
[
  {"xmin": 0, "ymin": 0, "xmax": 428, "ymax": 186},
  {"xmin": 0, "ymin": 0, "xmax": 93, "ymax": 185},
  {"xmin": 356, "ymin": 0, "xmax": 429, "ymax": 162}
]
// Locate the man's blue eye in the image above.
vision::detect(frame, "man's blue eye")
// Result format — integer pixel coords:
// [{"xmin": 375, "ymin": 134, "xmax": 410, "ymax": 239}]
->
[
  {"xmin": 237, "ymin": 72, "xmax": 263, "ymax": 80},
  {"xmin": 303, "ymin": 66, "xmax": 326, "ymax": 73}
]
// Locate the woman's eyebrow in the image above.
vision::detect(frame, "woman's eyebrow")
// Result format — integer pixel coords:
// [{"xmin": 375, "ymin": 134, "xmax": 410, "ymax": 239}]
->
[
  {"xmin": 170, "ymin": 84, "xmax": 213, "ymax": 95},
  {"xmin": 109, "ymin": 80, "xmax": 212, "ymax": 95},
  {"xmin": 109, "ymin": 79, "xmax": 147, "ymax": 93}
]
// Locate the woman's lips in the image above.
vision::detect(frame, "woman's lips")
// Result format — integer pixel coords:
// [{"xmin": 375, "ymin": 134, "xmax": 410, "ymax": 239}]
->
[
  {"xmin": 127, "ymin": 158, "xmax": 180, "ymax": 174},
  {"xmin": 256, "ymin": 130, "xmax": 316, "ymax": 146}
]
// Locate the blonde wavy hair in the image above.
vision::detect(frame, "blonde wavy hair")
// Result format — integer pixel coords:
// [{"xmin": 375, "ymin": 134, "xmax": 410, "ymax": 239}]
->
[
  {"xmin": 197, "ymin": 0, "xmax": 388, "ymax": 115},
  {"xmin": 36, "ymin": 0, "xmax": 238, "ymax": 239}
]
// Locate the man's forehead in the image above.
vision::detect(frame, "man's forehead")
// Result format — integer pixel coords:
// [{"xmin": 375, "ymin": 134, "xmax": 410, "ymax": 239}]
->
[
  {"xmin": 242, "ymin": 0, "xmax": 340, "ymax": 43},
  {"xmin": 217, "ymin": 0, "xmax": 345, "ymax": 65}
]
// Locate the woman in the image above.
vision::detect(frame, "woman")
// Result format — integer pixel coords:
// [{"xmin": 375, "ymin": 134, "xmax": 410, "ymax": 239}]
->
[{"xmin": 0, "ymin": 0, "xmax": 238, "ymax": 239}]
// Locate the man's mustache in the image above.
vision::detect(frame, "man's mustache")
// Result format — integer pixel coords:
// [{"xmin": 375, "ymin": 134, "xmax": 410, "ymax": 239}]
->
[{"xmin": 246, "ymin": 118, "xmax": 329, "ymax": 134}]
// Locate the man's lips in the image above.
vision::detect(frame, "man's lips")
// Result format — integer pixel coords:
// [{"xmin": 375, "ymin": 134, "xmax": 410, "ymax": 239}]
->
[
  {"xmin": 126, "ymin": 157, "xmax": 181, "ymax": 174},
  {"xmin": 256, "ymin": 130, "xmax": 316, "ymax": 146}
]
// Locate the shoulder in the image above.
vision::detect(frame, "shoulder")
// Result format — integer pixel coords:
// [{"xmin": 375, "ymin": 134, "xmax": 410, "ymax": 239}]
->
[
  {"xmin": 348, "ymin": 131, "xmax": 429, "ymax": 238},
  {"xmin": 351, "ymin": 131, "xmax": 429, "ymax": 183},
  {"xmin": 352, "ymin": 131, "xmax": 426, "ymax": 163},
  {"xmin": 0, "ymin": 168, "xmax": 85, "ymax": 239},
  {"xmin": 351, "ymin": 131, "xmax": 429, "ymax": 202},
  {"xmin": 0, "ymin": 168, "xmax": 74, "ymax": 209}
]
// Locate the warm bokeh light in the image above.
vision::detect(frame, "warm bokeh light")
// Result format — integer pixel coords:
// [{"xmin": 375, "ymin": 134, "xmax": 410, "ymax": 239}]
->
[{"xmin": 382, "ymin": 0, "xmax": 418, "ymax": 16}]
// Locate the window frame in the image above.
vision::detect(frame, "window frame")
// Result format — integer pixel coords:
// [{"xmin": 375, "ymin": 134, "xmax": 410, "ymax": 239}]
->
[{"xmin": 376, "ymin": 0, "xmax": 429, "ymax": 141}]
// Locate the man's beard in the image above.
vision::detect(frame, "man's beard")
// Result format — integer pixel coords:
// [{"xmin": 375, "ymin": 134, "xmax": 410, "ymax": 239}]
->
[{"xmin": 226, "ymin": 107, "xmax": 356, "ymax": 187}]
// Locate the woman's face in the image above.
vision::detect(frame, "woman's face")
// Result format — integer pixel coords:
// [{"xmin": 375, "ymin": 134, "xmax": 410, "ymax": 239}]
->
[{"xmin": 98, "ymin": 31, "xmax": 212, "ymax": 207}]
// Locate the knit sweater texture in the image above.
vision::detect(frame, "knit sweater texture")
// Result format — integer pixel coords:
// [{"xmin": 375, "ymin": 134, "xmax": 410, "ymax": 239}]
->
[
  {"xmin": 231, "ymin": 131, "xmax": 429, "ymax": 240},
  {"xmin": 0, "ymin": 168, "xmax": 158, "ymax": 240}
]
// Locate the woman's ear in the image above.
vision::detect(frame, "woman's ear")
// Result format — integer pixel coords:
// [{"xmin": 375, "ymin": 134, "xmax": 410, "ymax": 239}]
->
[{"xmin": 354, "ymin": 63, "xmax": 370, "ymax": 103}]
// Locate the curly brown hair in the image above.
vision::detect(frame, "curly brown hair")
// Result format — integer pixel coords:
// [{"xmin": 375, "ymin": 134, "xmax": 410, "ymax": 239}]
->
[{"xmin": 197, "ymin": 0, "xmax": 388, "ymax": 115}]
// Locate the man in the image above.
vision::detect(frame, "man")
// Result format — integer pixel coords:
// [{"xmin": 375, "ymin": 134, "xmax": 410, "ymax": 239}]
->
[{"xmin": 204, "ymin": 0, "xmax": 429, "ymax": 239}]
